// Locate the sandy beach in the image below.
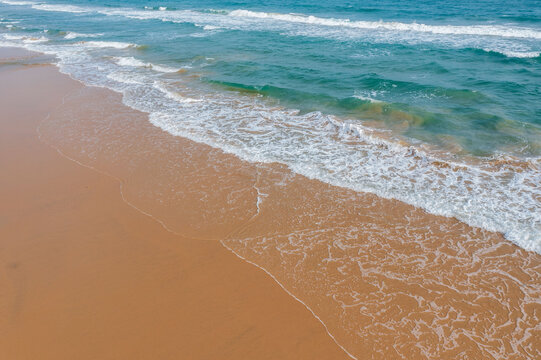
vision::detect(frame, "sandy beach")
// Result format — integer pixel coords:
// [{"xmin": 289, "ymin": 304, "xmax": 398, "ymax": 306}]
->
[
  {"xmin": 1, "ymin": 47, "xmax": 540, "ymax": 359},
  {"xmin": 0, "ymin": 48, "xmax": 349, "ymax": 360}
]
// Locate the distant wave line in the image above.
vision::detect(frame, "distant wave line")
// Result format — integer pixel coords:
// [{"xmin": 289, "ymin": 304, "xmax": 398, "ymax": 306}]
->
[{"xmin": 2, "ymin": 0, "xmax": 541, "ymax": 40}]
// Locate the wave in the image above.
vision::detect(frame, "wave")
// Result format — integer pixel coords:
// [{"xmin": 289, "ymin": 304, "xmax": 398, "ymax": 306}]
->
[
  {"xmin": 3, "ymin": 34, "xmax": 24, "ymax": 39},
  {"xmin": 101, "ymin": 8, "xmax": 540, "ymax": 58},
  {"xmin": 64, "ymin": 31, "xmax": 103, "ymax": 40},
  {"xmin": 153, "ymin": 81, "xmax": 203, "ymax": 103},
  {"xmin": 82, "ymin": 41, "xmax": 137, "ymax": 49},
  {"xmin": 4, "ymin": 1, "xmax": 541, "ymax": 41},
  {"xmin": 484, "ymin": 48, "xmax": 540, "ymax": 58},
  {"xmin": 227, "ymin": 9, "xmax": 541, "ymax": 40},
  {"xmin": 113, "ymin": 56, "xmax": 147, "ymax": 67},
  {"xmin": 23, "ymin": 35, "xmax": 47, "ymax": 43},
  {"xmin": 31, "ymin": 3, "xmax": 87, "ymax": 13},
  {"xmin": 0, "ymin": 0, "xmax": 36, "ymax": 5},
  {"xmin": 202, "ymin": 25, "xmax": 221, "ymax": 31},
  {"xmin": 352, "ymin": 91, "xmax": 384, "ymax": 103},
  {"xmin": 113, "ymin": 56, "xmax": 180, "ymax": 73},
  {"xmin": 4, "ymin": 33, "xmax": 48, "ymax": 43},
  {"xmin": 2, "ymin": 1, "xmax": 540, "ymax": 58},
  {"xmin": 144, "ymin": 6, "xmax": 170, "ymax": 11},
  {"xmin": 0, "ymin": 0, "xmax": 88, "ymax": 13}
]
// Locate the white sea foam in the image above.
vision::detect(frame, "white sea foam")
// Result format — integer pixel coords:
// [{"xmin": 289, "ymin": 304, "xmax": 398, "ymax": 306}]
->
[
  {"xmin": 353, "ymin": 91, "xmax": 383, "ymax": 103},
  {"xmin": 228, "ymin": 9, "xmax": 541, "ymax": 40},
  {"xmin": 0, "ymin": 0, "xmax": 36, "ymax": 5},
  {"xmin": 490, "ymin": 49, "xmax": 540, "ymax": 58},
  {"xmin": 4, "ymin": 33, "xmax": 47, "ymax": 43},
  {"xmin": 31, "ymin": 3, "xmax": 88, "ymax": 13},
  {"xmin": 64, "ymin": 31, "xmax": 102, "ymax": 40},
  {"xmin": 143, "ymin": 6, "xmax": 168, "ymax": 11},
  {"xmin": 113, "ymin": 56, "xmax": 180, "ymax": 73},
  {"xmin": 82, "ymin": 41, "xmax": 136, "ymax": 49},
  {"xmin": 3, "ymin": 34, "xmax": 24, "ymax": 40},
  {"xmin": 153, "ymin": 81, "xmax": 203, "ymax": 103},
  {"xmin": 106, "ymin": 71, "xmax": 143, "ymax": 84},
  {"xmin": 114, "ymin": 56, "xmax": 147, "ymax": 67},
  {"xmin": 203, "ymin": 25, "xmax": 221, "ymax": 31},
  {"xmin": 23, "ymin": 35, "xmax": 47, "ymax": 43},
  {"xmin": 151, "ymin": 64, "xmax": 180, "ymax": 73}
]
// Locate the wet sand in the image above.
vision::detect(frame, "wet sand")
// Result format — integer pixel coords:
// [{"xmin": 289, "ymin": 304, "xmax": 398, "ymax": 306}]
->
[
  {"xmin": 1, "ymin": 47, "xmax": 540, "ymax": 360},
  {"xmin": 0, "ymin": 48, "xmax": 349, "ymax": 360}
]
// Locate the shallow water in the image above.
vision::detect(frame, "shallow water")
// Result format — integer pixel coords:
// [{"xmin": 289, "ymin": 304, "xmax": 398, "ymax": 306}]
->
[{"xmin": 0, "ymin": 0, "xmax": 539, "ymax": 251}]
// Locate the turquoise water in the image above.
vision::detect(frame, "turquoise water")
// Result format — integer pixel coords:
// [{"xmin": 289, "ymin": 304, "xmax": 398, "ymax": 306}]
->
[{"xmin": 1, "ymin": 0, "xmax": 540, "ymax": 251}]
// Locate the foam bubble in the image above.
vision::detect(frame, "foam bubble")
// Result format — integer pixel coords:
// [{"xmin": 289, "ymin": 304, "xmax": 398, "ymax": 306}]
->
[
  {"xmin": 3, "ymin": 34, "xmax": 24, "ymax": 40},
  {"xmin": 0, "ymin": 0, "xmax": 36, "ymax": 5},
  {"xmin": 113, "ymin": 56, "xmax": 181, "ymax": 73},
  {"xmin": 106, "ymin": 71, "xmax": 143, "ymax": 84},
  {"xmin": 64, "ymin": 32, "xmax": 103, "ymax": 40},
  {"xmin": 486, "ymin": 49, "xmax": 540, "ymax": 58},
  {"xmin": 31, "ymin": 3, "xmax": 88, "ymax": 13},
  {"xmin": 151, "ymin": 64, "xmax": 181, "ymax": 73},
  {"xmin": 114, "ymin": 56, "xmax": 147, "ymax": 67},
  {"xmin": 4, "ymin": 33, "xmax": 47, "ymax": 43},
  {"xmin": 23, "ymin": 35, "xmax": 47, "ymax": 43},
  {"xmin": 352, "ymin": 91, "xmax": 384, "ymax": 103},
  {"xmin": 82, "ymin": 41, "xmax": 137, "ymax": 49},
  {"xmin": 203, "ymin": 25, "xmax": 221, "ymax": 31},
  {"xmin": 153, "ymin": 81, "xmax": 203, "ymax": 103}
]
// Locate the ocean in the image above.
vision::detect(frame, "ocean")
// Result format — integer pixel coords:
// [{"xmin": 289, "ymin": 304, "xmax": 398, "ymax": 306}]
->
[{"xmin": 1, "ymin": 0, "xmax": 540, "ymax": 253}]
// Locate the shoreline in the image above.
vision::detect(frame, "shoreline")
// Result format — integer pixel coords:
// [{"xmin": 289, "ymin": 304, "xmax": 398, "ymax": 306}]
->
[
  {"xmin": 1, "ymin": 38, "xmax": 538, "ymax": 254},
  {"xmin": 30, "ymin": 50, "xmax": 358, "ymax": 360},
  {"xmin": 2, "ymin": 47, "xmax": 540, "ymax": 359},
  {"xmin": 0, "ymin": 47, "xmax": 350, "ymax": 360}
]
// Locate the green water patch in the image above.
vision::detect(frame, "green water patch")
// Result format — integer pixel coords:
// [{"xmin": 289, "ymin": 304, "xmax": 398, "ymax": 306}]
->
[{"xmin": 207, "ymin": 79, "xmax": 541, "ymax": 157}]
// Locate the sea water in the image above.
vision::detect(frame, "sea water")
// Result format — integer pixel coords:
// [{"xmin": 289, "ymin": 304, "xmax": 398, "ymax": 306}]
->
[{"xmin": 1, "ymin": 0, "xmax": 540, "ymax": 252}]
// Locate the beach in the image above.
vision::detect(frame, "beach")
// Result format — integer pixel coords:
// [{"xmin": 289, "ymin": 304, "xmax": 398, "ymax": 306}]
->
[
  {"xmin": 0, "ymin": 48, "xmax": 350, "ymax": 360},
  {"xmin": 1, "ymin": 47, "xmax": 540, "ymax": 359}
]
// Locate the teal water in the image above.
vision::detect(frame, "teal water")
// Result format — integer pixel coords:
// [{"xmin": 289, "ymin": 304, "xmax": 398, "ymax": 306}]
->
[{"xmin": 1, "ymin": 0, "xmax": 540, "ymax": 252}]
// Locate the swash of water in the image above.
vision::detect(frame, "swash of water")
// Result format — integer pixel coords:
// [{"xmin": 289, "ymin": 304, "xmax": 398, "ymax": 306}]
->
[{"xmin": 0, "ymin": 0, "xmax": 540, "ymax": 252}]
